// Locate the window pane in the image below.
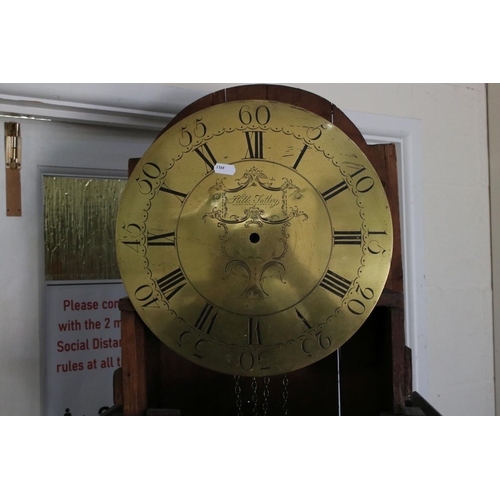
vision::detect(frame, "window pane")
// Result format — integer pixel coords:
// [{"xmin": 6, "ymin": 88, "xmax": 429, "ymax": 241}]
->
[{"xmin": 44, "ymin": 176, "xmax": 126, "ymax": 281}]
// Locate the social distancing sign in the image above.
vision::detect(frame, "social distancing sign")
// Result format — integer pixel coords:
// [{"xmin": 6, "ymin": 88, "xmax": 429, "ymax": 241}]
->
[{"xmin": 44, "ymin": 282, "xmax": 125, "ymax": 416}]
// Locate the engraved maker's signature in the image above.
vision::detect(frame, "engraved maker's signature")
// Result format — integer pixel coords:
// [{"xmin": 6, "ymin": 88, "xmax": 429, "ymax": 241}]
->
[{"xmin": 226, "ymin": 193, "xmax": 280, "ymax": 208}]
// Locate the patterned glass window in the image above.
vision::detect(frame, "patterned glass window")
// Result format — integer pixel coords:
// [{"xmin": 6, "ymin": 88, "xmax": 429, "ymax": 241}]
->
[{"xmin": 44, "ymin": 176, "xmax": 126, "ymax": 281}]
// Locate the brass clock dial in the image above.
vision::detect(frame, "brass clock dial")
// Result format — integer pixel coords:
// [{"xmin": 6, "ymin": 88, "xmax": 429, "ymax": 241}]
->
[{"xmin": 116, "ymin": 99, "xmax": 393, "ymax": 377}]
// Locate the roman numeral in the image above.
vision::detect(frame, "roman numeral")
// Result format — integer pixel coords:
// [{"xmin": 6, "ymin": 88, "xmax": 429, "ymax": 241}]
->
[
  {"xmin": 195, "ymin": 303, "xmax": 218, "ymax": 335},
  {"xmin": 292, "ymin": 145, "xmax": 309, "ymax": 169},
  {"xmin": 194, "ymin": 144, "xmax": 217, "ymax": 172},
  {"xmin": 320, "ymin": 270, "xmax": 352, "ymax": 299},
  {"xmin": 159, "ymin": 184, "xmax": 187, "ymax": 200},
  {"xmin": 295, "ymin": 308, "xmax": 312, "ymax": 331},
  {"xmin": 248, "ymin": 317, "xmax": 261, "ymax": 345},
  {"xmin": 147, "ymin": 231, "xmax": 175, "ymax": 247},
  {"xmin": 334, "ymin": 231, "xmax": 362, "ymax": 245},
  {"xmin": 156, "ymin": 268, "xmax": 187, "ymax": 301},
  {"xmin": 321, "ymin": 180, "xmax": 348, "ymax": 201},
  {"xmin": 121, "ymin": 231, "xmax": 177, "ymax": 250},
  {"xmin": 244, "ymin": 131, "xmax": 264, "ymax": 159}
]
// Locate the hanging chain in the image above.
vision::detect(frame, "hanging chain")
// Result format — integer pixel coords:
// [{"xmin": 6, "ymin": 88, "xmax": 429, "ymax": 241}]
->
[
  {"xmin": 234, "ymin": 375, "xmax": 243, "ymax": 416},
  {"xmin": 251, "ymin": 377, "xmax": 259, "ymax": 415},
  {"xmin": 262, "ymin": 376, "xmax": 270, "ymax": 415},
  {"xmin": 282, "ymin": 374, "xmax": 289, "ymax": 416}
]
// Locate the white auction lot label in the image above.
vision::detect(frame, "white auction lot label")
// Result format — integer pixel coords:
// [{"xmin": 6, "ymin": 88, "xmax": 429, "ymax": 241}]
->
[{"xmin": 214, "ymin": 163, "xmax": 236, "ymax": 175}]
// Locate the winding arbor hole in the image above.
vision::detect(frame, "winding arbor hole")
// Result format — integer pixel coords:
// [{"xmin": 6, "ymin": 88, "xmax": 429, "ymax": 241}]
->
[{"xmin": 249, "ymin": 233, "xmax": 260, "ymax": 244}]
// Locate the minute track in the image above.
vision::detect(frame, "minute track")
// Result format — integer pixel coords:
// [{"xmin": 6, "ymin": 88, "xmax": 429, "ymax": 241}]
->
[{"xmin": 116, "ymin": 96, "xmax": 393, "ymax": 377}]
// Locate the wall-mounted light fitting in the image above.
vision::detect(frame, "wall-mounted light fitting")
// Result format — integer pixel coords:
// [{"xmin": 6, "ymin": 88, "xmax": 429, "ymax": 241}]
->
[{"xmin": 4, "ymin": 122, "xmax": 22, "ymax": 216}]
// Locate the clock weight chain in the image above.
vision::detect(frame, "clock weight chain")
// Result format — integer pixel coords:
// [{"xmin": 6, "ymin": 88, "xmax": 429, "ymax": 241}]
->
[
  {"xmin": 234, "ymin": 376, "xmax": 243, "ymax": 415},
  {"xmin": 282, "ymin": 375, "xmax": 289, "ymax": 416},
  {"xmin": 251, "ymin": 378, "xmax": 259, "ymax": 415},
  {"xmin": 262, "ymin": 376, "xmax": 270, "ymax": 415},
  {"xmin": 233, "ymin": 375, "xmax": 289, "ymax": 415}
]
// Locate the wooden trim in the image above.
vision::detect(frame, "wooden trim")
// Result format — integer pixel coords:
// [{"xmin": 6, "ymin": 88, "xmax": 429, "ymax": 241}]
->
[
  {"xmin": 405, "ymin": 346, "xmax": 413, "ymax": 398},
  {"xmin": 6, "ymin": 168, "xmax": 21, "ymax": 216},
  {"xmin": 332, "ymin": 104, "xmax": 371, "ymax": 155},
  {"xmin": 113, "ymin": 367, "xmax": 123, "ymax": 406},
  {"xmin": 121, "ymin": 307, "xmax": 148, "ymax": 415},
  {"xmin": 379, "ymin": 288, "xmax": 404, "ymax": 309},
  {"xmin": 128, "ymin": 158, "xmax": 140, "ymax": 177},
  {"xmin": 119, "ymin": 299, "xmax": 162, "ymax": 415},
  {"xmin": 389, "ymin": 306, "xmax": 406, "ymax": 412}
]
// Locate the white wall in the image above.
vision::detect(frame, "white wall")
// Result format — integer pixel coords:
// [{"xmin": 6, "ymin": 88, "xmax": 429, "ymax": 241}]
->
[
  {"xmin": 0, "ymin": 118, "xmax": 156, "ymax": 415},
  {"xmin": 487, "ymin": 84, "xmax": 500, "ymax": 415},
  {"xmin": 0, "ymin": 83, "xmax": 493, "ymax": 415}
]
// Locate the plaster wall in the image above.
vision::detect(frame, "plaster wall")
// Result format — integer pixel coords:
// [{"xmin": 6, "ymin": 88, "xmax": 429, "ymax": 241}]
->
[{"xmin": 487, "ymin": 83, "xmax": 500, "ymax": 415}]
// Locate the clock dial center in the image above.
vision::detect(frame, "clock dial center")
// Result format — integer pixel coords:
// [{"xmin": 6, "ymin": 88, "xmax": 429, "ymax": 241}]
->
[{"xmin": 176, "ymin": 162, "xmax": 333, "ymax": 317}]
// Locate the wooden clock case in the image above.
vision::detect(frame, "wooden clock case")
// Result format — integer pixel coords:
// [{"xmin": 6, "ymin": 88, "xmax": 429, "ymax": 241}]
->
[{"xmin": 109, "ymin": 84, "xmax": 414, "ymax": 416}]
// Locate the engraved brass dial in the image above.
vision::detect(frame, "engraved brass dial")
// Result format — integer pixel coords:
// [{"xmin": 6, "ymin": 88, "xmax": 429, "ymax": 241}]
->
[{"xmin": 116, "ymin": 99, "xmax": 393, "ymax": 377}]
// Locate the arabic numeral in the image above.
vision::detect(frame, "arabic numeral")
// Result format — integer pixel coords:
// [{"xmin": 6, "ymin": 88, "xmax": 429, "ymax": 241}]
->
[
  {"xmin": 346, "ymin": 284, "xmax": 375, "ymax": 315},
  {"xmin": 317, "ymin": 330, "xmax": 331, "ymax": 350},
  {"xmin": 306, "ymin": 123, "xmax": 328, "ymax": 141},
  {"xmin": 134, "ymin": 284, "xmax": 159, "ymax": 308},
  {"xmin": 179, "ymin": 119, "xmax": 207, "ymax": 147},
  {"xmin": 356, "ymin": 284, "xmax": 375, "ymax": 300},
  {"xmin": 239, "ymin": 105, "xmax": 271, "ymax": 126},
  {"xmin": 179, "ymin": 126, "xmax": 192, "ymax": 147},
  {"xmin": 355, "ymin": 176, "xmax": 374, "ymax": 193},
  {"xmin": 136, "ymin": 162, "xmax": 161, "ymax": 195},
  {"xmin": 347, "ymin": 299, "xmax": 366, "ymax": 315},
  {"xmin": 240, "ymin": 351, "xmax": 254, "ymax": 371}
]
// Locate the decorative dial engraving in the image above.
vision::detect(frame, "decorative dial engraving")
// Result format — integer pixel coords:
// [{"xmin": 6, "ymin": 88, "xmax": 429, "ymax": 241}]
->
[{"xmin": 177, "ymin": 164, "xmax": 331, "ymax": 316}]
